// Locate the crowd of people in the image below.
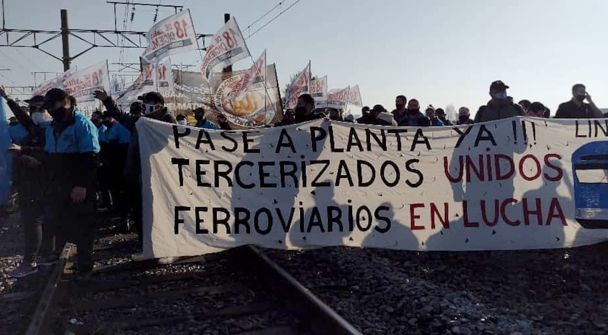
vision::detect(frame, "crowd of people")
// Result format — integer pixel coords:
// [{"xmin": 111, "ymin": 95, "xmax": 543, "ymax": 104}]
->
[
  {"xmin": 1, "ymin": 79, "xmax": 604, "ymax": 278},
  {"xmin": 321, "ymin": 81, "xmax": 603, "ymax": 127}
]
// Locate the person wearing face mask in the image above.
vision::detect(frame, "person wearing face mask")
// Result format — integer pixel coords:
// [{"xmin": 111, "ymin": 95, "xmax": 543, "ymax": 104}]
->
[
  {"xmin": 294, "ymin": 94, "xmax": 322, "ymax": 124},
  {"xmin": 94, "ymin": 89, "xmax": 175, "ymax": 260},
  {"xmin": 399, "ymin": 98, "xmax": 431, "ymax": 127},
  {"xmin": 555, "ymin": 84, "xmax": 603, "ymax": 119},
  {"xmin": 0, "ymin": 89, "xmax": 56, "ymax": 277},
  {"xmin": 456, "ymin": 107, "xmax": 474, "ymax": 125},
  {"xmin": 10, "ymin": 88, "xmax": 100, "ymax": 275},
  {"xmin": 176, "ymin": 114, "xmax": 188, "ymax": 126},
  {"xmin": 474, "ymin": 81, "xmax": 524, "ymax": 123}
]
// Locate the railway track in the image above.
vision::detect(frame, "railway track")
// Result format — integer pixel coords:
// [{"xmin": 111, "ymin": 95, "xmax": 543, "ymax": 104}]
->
[{"xmin": 24, "ymin": 240, "xmax": 361, "ymax": 335}]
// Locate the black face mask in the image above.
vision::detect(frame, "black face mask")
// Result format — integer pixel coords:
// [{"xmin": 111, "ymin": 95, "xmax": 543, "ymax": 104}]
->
[
  {"xmin": 459, "ymin": 115, "xmax": 469, "ymax": 122},
  {"xmin": 576, "ymin": 95, "xmax": 586, "ymax": 102},
  {"xmin": 408, "ymin": 108, "xmax": 420, "ymax": 114},
  {"xmin": 49, "ymin": 107, "xmax": 67, "ymax": 122},
  {"xmin": 295, "ymin": 106, "xmax": 307, "ymax": 115},
  {"xmin": 195, "ymin": 115, "xmax": 203, "ymax": 122}
]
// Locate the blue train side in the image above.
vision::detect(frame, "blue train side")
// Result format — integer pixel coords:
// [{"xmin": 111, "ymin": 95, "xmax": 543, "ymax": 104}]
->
[{"xmin": 572, "ymin": 141, "xmax": 608, "ymax": 229}]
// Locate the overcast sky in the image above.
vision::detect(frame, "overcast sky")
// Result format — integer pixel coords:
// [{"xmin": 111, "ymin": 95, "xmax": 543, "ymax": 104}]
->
[{"xmin": 1, "ymin": 0, "xmax": 607, "ymax": 117}]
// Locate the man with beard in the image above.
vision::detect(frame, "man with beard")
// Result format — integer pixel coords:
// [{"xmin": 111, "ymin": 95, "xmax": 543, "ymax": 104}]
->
[
  {"xmin": 391, "ymin": 95, "xmax": 408, "ymax": 125},
  {"xmin": 555, "ymin": 84, "xmax": 603, "ymax": 119},
  {"xmin": 399, "ymin": 99, "xmax": 430, "ymax": 126},
  {"xmin": 294, "ymin": 94, "xmax": 322, "ymax": 124},
  {"xmin": 474, "ymin": 81, "xmax": 524, "ymax": 122}
]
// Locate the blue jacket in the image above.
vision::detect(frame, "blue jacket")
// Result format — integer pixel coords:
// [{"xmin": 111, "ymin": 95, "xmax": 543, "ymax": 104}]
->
[
  {"xmin": 196, "ymin": 119, "xmax": 217, "ymax": 129},
  {"xmin": 45, "ymin": 111, "xmax": 100, "ymax": 154},
  {"xmin": 398, "ymin": 111, "xmax": 431, "ymax": 127},
  {"xmin": 9, "ymin": 124, "xmax": 29, "ymax": 144},
  {"xmin": 44, "ymin": 110, "xmax": 100, "ymax": 189},
  {"xmin": 105, "ymin": 122, "xmax": 131, "ymax": 144},
  {"xmin": 430, "ymin": 118, "xmax": 445, "ymax": 126},
  {"xmin": 101, "ymin": 96, "xmax": 175, "ymax": 183},
  {"xmin": 97, "ymin": 124, "xmax": 108, "ymax": 143}
]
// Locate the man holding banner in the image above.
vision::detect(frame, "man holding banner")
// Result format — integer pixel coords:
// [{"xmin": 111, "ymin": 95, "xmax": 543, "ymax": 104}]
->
[
  {"xmin": 95, "ymin": 89, "xmax": 175, "ymax": 257},
  {"xmin": 294, "ymin": 94, "xmax": 321, "ymax": 124}
]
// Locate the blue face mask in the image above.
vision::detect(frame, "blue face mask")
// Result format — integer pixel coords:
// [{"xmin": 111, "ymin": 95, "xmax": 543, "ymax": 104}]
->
[{"xmin": 493, "ymin": 91, "xmax": 508, "ymax": 100}]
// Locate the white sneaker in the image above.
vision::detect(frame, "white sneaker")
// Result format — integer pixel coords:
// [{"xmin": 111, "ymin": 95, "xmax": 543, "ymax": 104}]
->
[{"xmin": 158, "ymin": 256, "xmax": 177, "ymax": 265}]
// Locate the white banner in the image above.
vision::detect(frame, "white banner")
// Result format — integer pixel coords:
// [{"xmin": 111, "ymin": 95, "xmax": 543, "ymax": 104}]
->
[
  {"xmin": 62, "ymin": 61, "xmax": 110, "ymax": 103},
  {"xmin": 142, "ymin": 10, "xmax": 199, "ymax": 62},
  {"xmin": 285, "ymin": 62, "xmax": 311, "ymax": 109},
  {"xmin": 138, "ymin": 117, "xmax": 608, "ymax": 258},
  {"xmin": 32, "ymin": 72, "xmax": 68, "ymax": 97},
  {"xmin": 310, "ymin": 76, "xmax": 328, "ymax": 104},
  {"xmin": 117, "ymin": 59, "xmax": 174, "ymax": 105},
  {"xmin": 200, "ymin": 17, "xmax": 250, "ymax": 79}
]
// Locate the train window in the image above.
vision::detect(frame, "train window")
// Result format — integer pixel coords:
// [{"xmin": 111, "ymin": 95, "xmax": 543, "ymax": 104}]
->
[{"xmin": 575, "ymin": 169, "xmax": 608, "ymax": 184}]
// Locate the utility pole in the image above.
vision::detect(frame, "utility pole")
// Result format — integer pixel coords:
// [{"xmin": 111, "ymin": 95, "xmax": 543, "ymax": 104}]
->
[
  {"xmin": 0, "ymin": 6, "xmax": 211, "ymax": 69},
  {"xmin": 60, "ymin": 9, "xmax": 70, "ymax": 71},
  {"xmin": 222, "ymin": 13, "xmax": 232, "ymax": 80}
]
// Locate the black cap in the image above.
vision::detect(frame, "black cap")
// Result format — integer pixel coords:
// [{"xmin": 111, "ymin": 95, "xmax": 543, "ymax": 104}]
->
[
  {"xmin": 371, "ymin": 104, "xmax": 386, "ymax": 113},
  {"xmin": 137, "ymin": 91, "xmax": 164, "ymax": 105},
  {"xmin": 490, "ymin": 80, "xmax": 509, "ymax": 91},
  {"xmin": 43, "ymin": 88, "xmax": 68, "ymax": 109},
  {"xmin": 24, "ymin": 95, "xmax": 45, "ymax": 107},
  {"xmin": 130, "ymin": 101, "xmax": 143, "ymax": 113}
]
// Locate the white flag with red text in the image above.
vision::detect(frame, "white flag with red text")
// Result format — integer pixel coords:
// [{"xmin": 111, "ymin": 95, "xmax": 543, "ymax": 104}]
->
[
  {"xmin": 200, "ymin": 17, "xmax": 250, "ymax": 79},
  {"xmin": 285, "ymin": 62, "xmax": 311, "ymax": 109},
  {"xmin": 142, "ymin": 10, "xmax": 199, "ymax": 62}
]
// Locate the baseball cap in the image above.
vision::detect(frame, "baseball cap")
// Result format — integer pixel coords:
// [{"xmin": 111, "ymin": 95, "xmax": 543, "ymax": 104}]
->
[
  {"xmin": 137, "ymin": 91, "xmax": 164, "ymax": 105},
  {"xmin": 42, "ymin": 88, "xmax": 69, "ymax": 109},
  {"xmin": 24, "ymin": 95, "xmax": 45, "ymax": 107},
  {"xmin": 490, "ymin": 80, "xmax": 509, "ymax": 91}
]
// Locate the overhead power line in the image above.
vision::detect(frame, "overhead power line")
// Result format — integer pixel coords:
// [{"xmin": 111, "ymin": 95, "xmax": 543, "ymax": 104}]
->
[
  {"xmin": 247, "ymin": 0, "xmax": 302, "ymax": 40},
  {"xmin": 245, "ymin": 1, "xmax": 284, "ymax": 31}
]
